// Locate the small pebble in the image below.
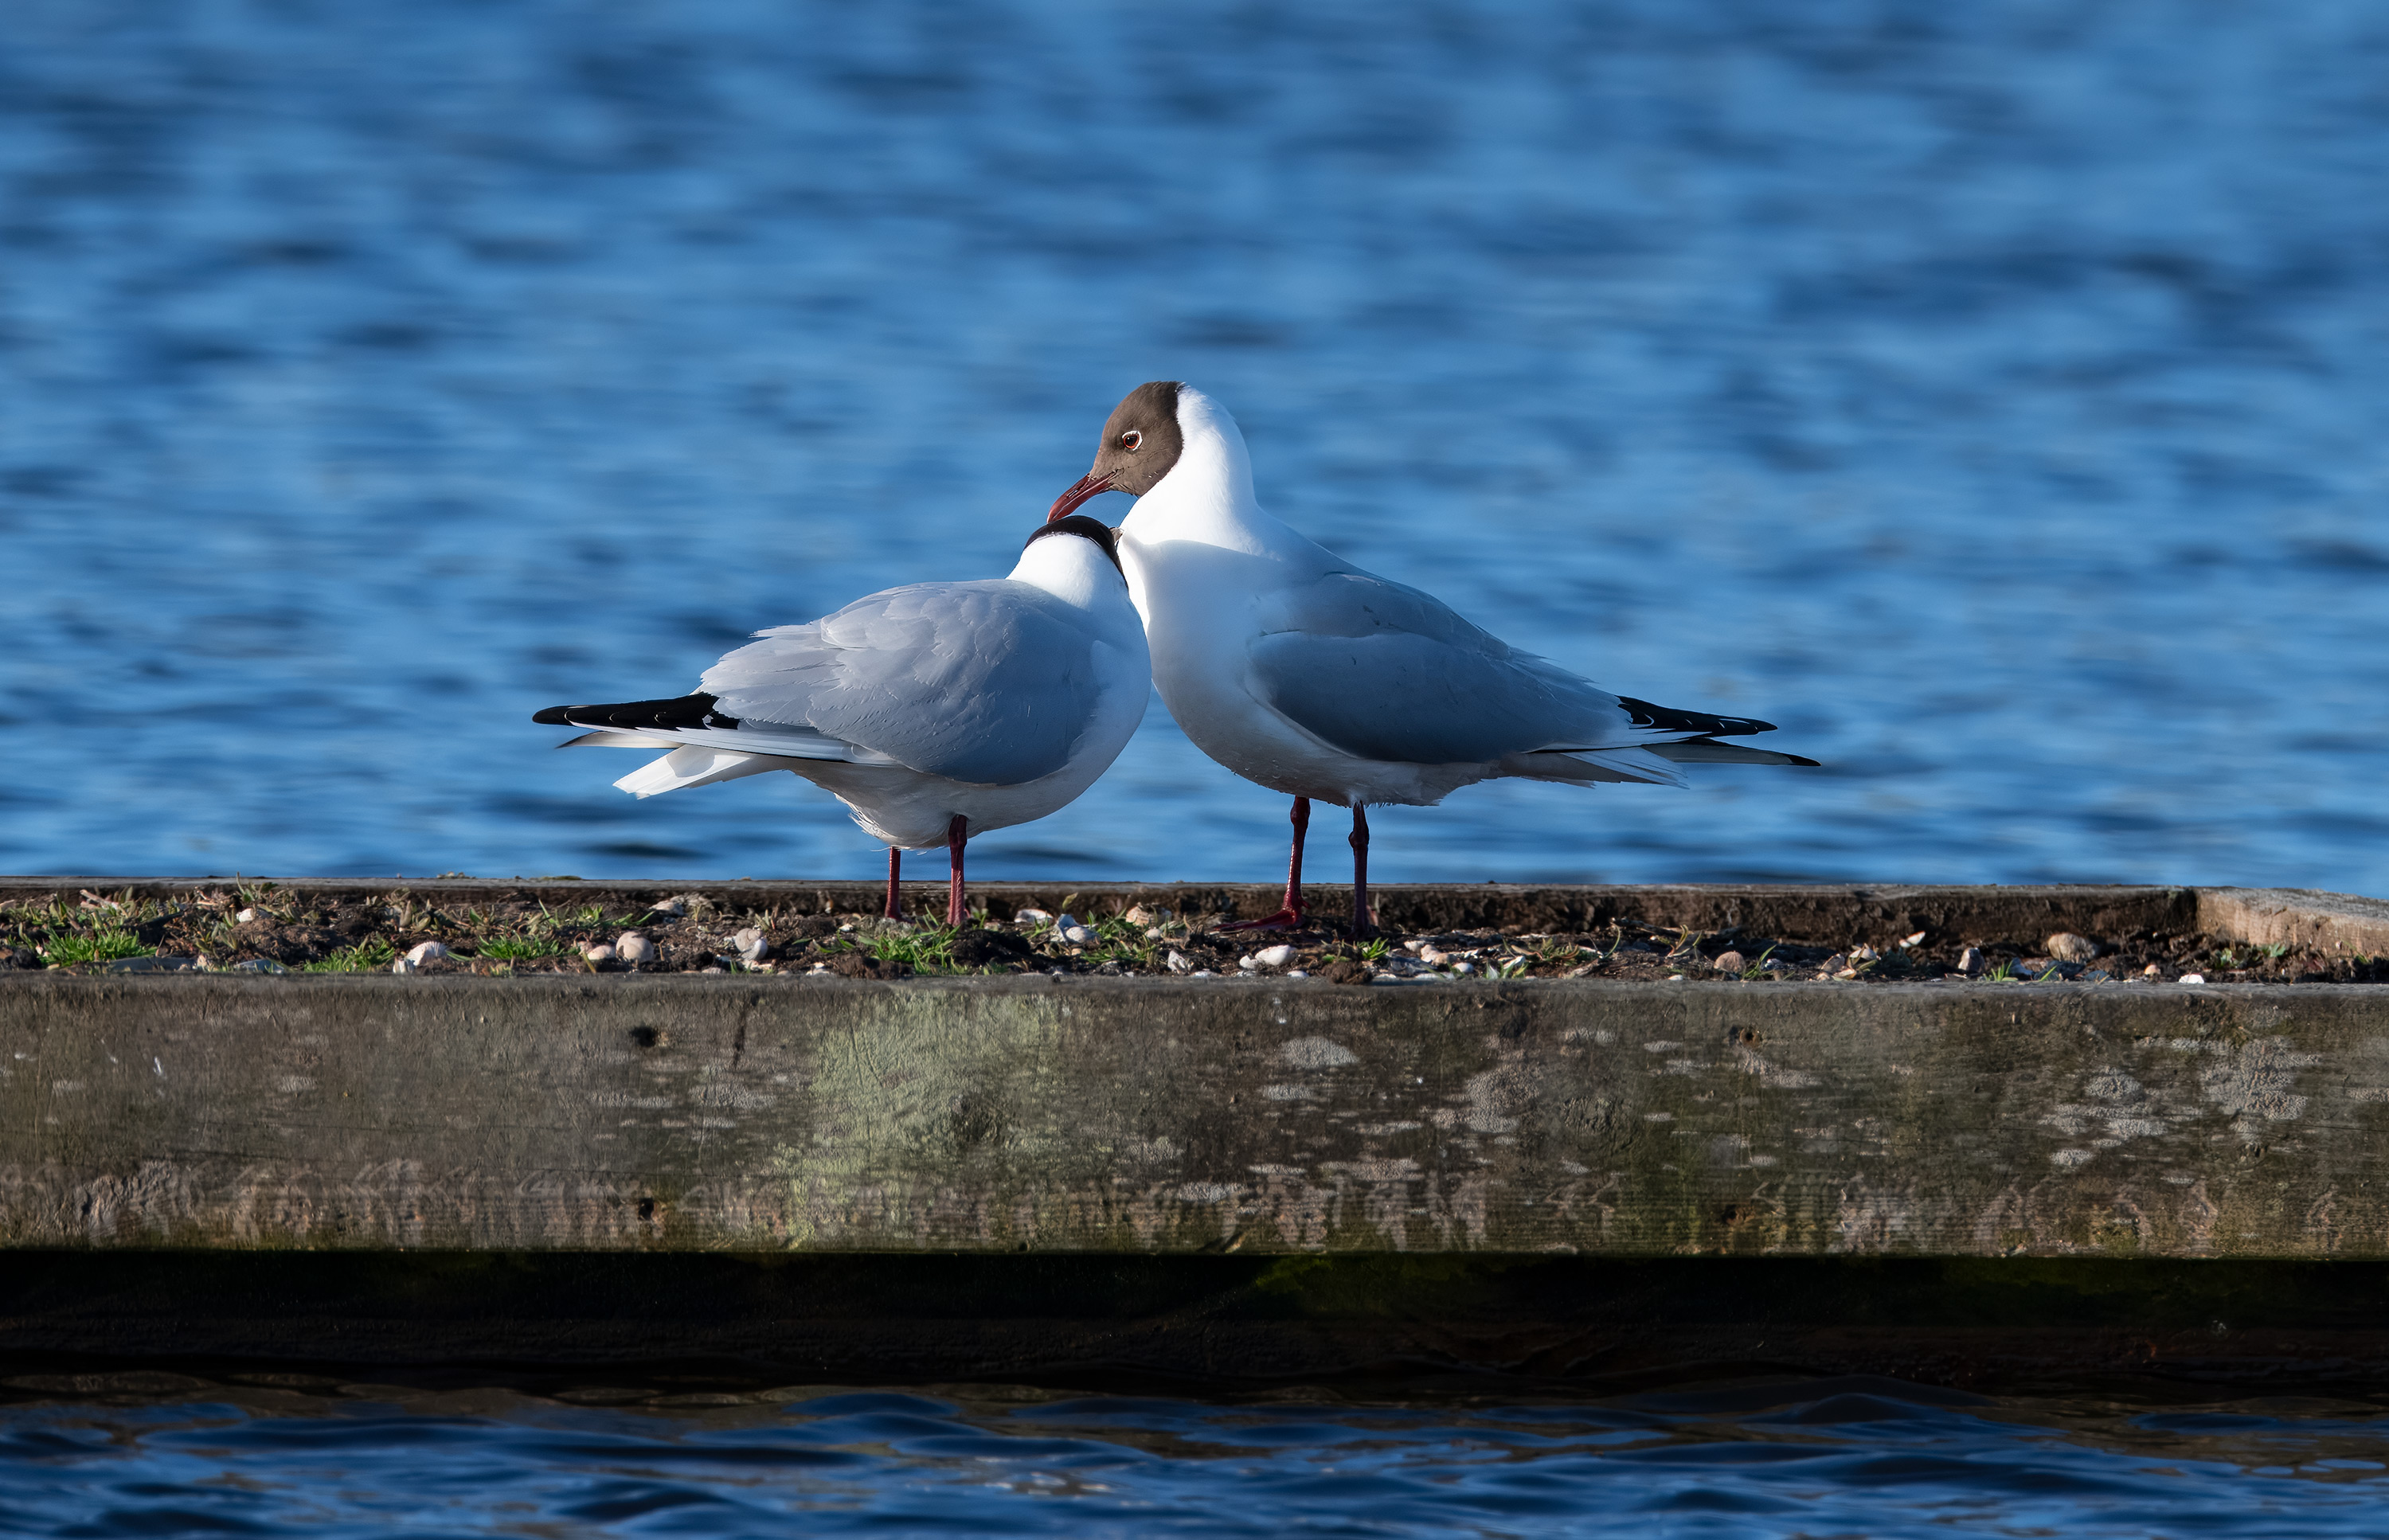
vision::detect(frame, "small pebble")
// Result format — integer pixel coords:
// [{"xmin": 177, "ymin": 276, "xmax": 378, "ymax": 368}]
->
[
  {"xmin": 236, "ymin": 908, "xmax": 259, "ymax": 924},
  {"xmin": 701, "ymin": 966, "xmax": 725, "ymax": 975},
  {"xmin": 1451, "ymin": 960, "xmax": 1475, "ymax": 975},
  {"xmin": 1402, "ymin": 940, "xmax": 1427, "ymax": 953},
  {"xmin": 390, "ymin": 957, "xmax": 416, "ymax": 975},
  {"xmin": 1714, "ymin": 950, "xmax": 1746, "ymax": 973},
  {"xmin": 2046, "ymin": 932, "xmax": 2098, "ymax": 963},
  {"xmin": 1016, "ymin": 909, "xmax": 1053, "ymax": 924},
  {"xmin": 1124, "ymin": 905, "xmax": 1170, "ymax": 926},
  {"xmin": 1145, "ymin": 925, "xmax": 1169, "ymax": 939},
  {"xmin": 1191, "ymin": 969, "xmax": 1216, "ymax": 978},
  {"xmin": 615, "ymin": 932, "xmax": 656, "ymax": 963},
  {"xmin": 2144, "ymin": 963, "xmax": 2163, "ymax": 978},
  {"xmin": 731, "ymin": 927, "xmax": 768, "ymax": 961},
  {"xmin": 1957, "ymin": 946, "xmax": 1985, "ymax": 976},
  {"xmin": 1285, "ymin": 969, "xmax": 1308, "ymax": 979},
  {"xmin": 1060, "ymin": 924, "xmax": 1096, "ymax": 947},
  {"xmin": 582, "ymin": 944, "xmax": 616, "ymax": 963},
  {"xmin": 651, "ymin": 898, "xmax": 688, "ymax": 919},
  {"xmin": 1166, "ymin": 950, "xmax": 1191, "ymax": 974},
  {"xmin": 1419, "ymin": 946, "xmax": 1449, "ymax": 966},
  {"xmin": 406, "ymin": 941, "xmax": 449, "ymax": 965},
  {"xmin": 1253, "ymin": 944, "xmax": 1296, "ymax": 969},
  {"xmin": 2179, "ymin": 972, "xmax": 2207, "ymax": 985}
]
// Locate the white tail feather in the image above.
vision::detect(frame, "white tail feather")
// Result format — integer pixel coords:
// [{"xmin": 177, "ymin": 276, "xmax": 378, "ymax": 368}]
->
[
  {"xmin": 616, "ymin": 746, "xmax": 788, "ymax": 799},
  {"xmin": 1549, "ymin": 745, "xmax": 1691, "ymax": 788}
]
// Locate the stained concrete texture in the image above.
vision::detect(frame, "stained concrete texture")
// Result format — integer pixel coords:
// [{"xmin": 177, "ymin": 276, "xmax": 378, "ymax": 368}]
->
[{"xmin": 8, "ymin": 968, "xmax": 2389, "ymax": 1257}]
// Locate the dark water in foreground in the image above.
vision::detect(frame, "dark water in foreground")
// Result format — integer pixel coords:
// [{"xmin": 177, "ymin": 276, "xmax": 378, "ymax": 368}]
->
[
  {"xmin": 4, "ymin": 2, "xmax": 2387, "ymax": 892},
  {"xmin": 7, "ymin": 1371, "xmax": 2389, "ymax": 1538}
]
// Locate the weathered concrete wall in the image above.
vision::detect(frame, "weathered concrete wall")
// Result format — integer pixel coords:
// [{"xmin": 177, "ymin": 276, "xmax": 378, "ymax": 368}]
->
[{"xmin": 7, "ymin": 972, "xmax": 2389, "ymax": 1257}]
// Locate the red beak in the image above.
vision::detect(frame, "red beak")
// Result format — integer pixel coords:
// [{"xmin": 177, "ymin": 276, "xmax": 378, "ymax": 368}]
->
[{"xmin": 1046, "ymin": 471, "xmax": 1115, "ymax": 522}]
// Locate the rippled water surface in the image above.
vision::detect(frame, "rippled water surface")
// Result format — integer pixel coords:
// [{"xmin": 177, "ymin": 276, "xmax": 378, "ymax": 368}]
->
[
  {"xmin": 8, "ymin": 1373, "xmax": 2389, "ymax": 1538},
  {"xmin": 2, "ymin": 1, "xmax": 2385, "ymax": 888}
]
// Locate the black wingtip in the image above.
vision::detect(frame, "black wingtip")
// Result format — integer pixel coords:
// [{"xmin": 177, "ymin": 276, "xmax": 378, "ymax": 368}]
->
[
  {"xmin": 1615, "ymin": 695, "xmax": 1778, "ymax": 737},
  {"xmin": 531, "ymin": 694, "xmax": 741, "ymax": 732},
  {"xmin": 1783, "ymin": 753, "xmax": 1823, "ymax": 768}
]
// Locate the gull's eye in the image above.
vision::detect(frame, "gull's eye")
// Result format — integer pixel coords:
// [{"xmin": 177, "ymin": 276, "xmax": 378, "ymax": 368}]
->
[{"xmin": 1120, "ymin": 430, "xmax": 1142, "ymax": 451}]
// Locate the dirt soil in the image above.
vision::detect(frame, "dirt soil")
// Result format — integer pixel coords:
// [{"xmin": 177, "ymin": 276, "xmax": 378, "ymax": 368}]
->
[{"xmin": 5, "ymin": 886, "xmax": 2386, "ymax": 985}]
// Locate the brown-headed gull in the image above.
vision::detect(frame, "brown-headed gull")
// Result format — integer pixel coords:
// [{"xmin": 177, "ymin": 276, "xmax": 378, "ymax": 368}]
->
[
  {"xmin": 1049, "ymin": 383, "xmax": 1817, "ymax": 937},
  {"xmin": 534, "ymin": 514, "xmax": 1148, "ymax": 927}
]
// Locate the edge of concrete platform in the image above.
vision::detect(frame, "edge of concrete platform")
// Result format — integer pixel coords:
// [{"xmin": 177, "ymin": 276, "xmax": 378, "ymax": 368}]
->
[{"xmin": 10, "ymin": 964, "xmax": 2389, "ymax": 1260}]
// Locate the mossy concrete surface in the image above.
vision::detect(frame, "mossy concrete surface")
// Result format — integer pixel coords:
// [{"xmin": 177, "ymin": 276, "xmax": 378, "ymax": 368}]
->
[{"xmin": 8, "ymin": 968, "xmax": 2389, "ymax": 1257}]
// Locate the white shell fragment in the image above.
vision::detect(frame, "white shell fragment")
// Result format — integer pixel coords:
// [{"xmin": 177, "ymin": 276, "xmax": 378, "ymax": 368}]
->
[
  {"xmin": 1166, "ymin": 950, "xmax": 1191, "ymax": 974},
  {"xmin": 731, "ymin": 927, "xmax": 768, "ymax": 961},
  {"xmin": 405, "ymin": 941, "xmax": 449, "ymax": 965},
  {"xmin": 582, "ymin": 944, "xmax": 616, "ymax": 963}
]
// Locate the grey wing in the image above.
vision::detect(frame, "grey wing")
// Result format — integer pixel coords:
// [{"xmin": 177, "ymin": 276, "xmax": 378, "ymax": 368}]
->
[
  {"xmin": 1249, "ymin": 570, "xmax": 1639, "ymax": 764},
  {"xmin": 698, "ymin": 580, "xmax": 1102, "ymax": 785}
]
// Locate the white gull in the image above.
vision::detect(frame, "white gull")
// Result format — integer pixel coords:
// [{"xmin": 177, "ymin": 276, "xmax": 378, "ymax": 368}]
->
[
  {"xmin": 1046, "ymin": 382, "xmax": 1817, "ymax": 936},
  {"xmin": 534, "ymin": 515, "xmax": 1149, "ymax": 926}
]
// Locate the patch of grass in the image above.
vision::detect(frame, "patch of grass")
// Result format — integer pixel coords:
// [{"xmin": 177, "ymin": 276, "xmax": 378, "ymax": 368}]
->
[
  {"xmin": 1984, "ymin": 958, "xmax": 2024, "ymax": 982},
  {"xmin": 1491, "ymin": 956, "xmax": 1532, "ymax": 980},
  {"xmin": 302, "ymin": 940, "xmax": 399, "ymax": 973},
  {"xmin": 475, "ymin": 936, "xmax": 567, "ymax": 961},
  {"xmin": 1739, "ymin": 944, "xmax": 1781, "ymax": 980},
  {"xmin": 857, "ymin": 925, "xmax": 960, "ymax": 972},
  {"xmin": 42, "ymin": 930, "xmax": 149, "ymax": 965}
]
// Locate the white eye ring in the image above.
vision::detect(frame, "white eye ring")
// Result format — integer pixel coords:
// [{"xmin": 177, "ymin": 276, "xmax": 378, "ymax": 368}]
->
[{"xmin": 1120, "ymin": 430, "xmax": 1142, "ymax": 450}]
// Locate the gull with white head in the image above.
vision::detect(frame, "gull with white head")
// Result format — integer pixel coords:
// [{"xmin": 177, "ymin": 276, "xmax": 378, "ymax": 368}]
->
[
  {"xmin": 534, "ymin": 515, "xmax": 1149, "ymax": 927},
  {"xmin": 1049, "ymin": 382, "xmax": 1817, "ymax": 937}
]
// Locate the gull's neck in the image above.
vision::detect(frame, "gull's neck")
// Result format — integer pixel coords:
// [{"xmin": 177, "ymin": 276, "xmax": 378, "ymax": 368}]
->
[
  {"xmin": 1009, "ymin": 537, "xmax": 1141, "ymax": 639},
  {"xmin": 1118, "ymin": 389, "xmax": 1313, "ymax": 560}
]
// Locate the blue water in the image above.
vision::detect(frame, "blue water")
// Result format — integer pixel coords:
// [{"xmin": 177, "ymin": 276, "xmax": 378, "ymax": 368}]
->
[
  {"xmin": 7, "ymin": 1374, "xmax": 2389, "ymax": 1538},
  {"xmin": 2, "ymin": 2, "xmax": 2385, "ymax": 892}
]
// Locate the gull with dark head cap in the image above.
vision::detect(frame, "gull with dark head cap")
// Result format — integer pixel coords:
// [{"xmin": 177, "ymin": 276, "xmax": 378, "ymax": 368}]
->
[
  {"xmin": 1052, "ymin": 382, "xmax": 1817, "ymax": 937},
  {"xmin": 534, "ymin": 515, "xmax": 1148, "ymax": 927}
]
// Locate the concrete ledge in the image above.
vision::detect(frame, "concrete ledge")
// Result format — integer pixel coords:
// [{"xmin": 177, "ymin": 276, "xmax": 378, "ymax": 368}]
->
[{"xmin": 9, "ymin": 967, "xmax": 2389, "ymax": 1258}]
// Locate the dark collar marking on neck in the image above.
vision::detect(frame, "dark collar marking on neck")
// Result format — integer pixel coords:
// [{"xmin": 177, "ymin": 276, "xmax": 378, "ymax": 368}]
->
[{"xmin": 1026, "ymin": 514, "xmax": 1124, "ymax": 575}]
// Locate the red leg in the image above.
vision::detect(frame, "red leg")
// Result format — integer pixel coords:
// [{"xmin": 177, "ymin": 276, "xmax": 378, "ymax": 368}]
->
[
  {"xmin": 946, "ymin": 815, "xmax": 968, "ymax": 928},
  {"xmin": 1349, "ymin": 804, "xmax": 1372, "ymax": 940},
  {"xmin": 883, "ymin": 846, "xmax": 901, "ymax": 921},
  {"xmin": 1221, "ymin": 795, "xmax": 1312, "ymax": 932}
]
